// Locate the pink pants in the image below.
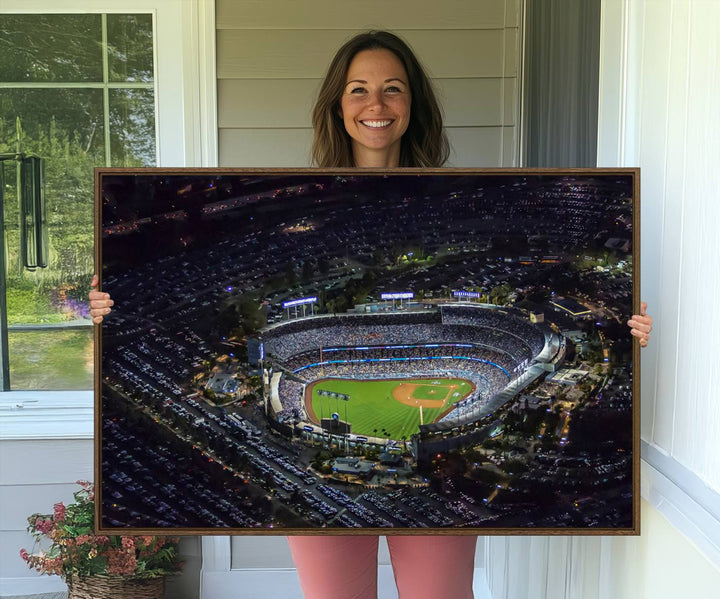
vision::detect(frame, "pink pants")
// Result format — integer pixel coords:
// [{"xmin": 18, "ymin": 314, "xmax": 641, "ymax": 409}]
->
[{"xmin": 287, "ymin": 535, "xmax": 477, "ymax": 599}]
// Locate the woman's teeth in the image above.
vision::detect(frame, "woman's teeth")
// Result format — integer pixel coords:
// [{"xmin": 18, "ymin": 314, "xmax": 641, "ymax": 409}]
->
[{"xmin": 362, "ymin": 120, "xmax": 392, "ymax": 128}]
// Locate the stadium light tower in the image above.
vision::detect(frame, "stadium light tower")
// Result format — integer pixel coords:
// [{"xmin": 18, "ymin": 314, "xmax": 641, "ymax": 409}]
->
[
  {"xmin": 283, "ymin": 296, "xmax": 317, "ymax": 320},
  {"xmin": 381, "ymin": 292, "xmax": 413, "ymax": 311}
]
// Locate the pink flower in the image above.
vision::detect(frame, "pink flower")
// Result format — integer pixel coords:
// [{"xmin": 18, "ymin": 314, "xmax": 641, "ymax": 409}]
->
[
  {"xmin": 34, "ymin": 518, "xmax": 54, "ymax": 534},
  {"xmin": 20, "ymin": 482, "xmax": 180, "ymax": 580},
  {"xmin": 107, "ymin": 548, "xmax": 137, "ymax": 576},
  {"xmin": 121, "ymin": 537, "xmax": 135, "ymax": 549},
  {"xmin": 137, "ymin": 535, "xmax": 155, "ymax": 547},
  {"xmin": 75, "ymin": 480, "xmax": 95, "ymax": 500},
  {"xmin": 53, "ymin": 502, "xmax": 66, "ymax": 522},
  {"xmin": 43, "ymin": 556, "xmax": 64, "ymax": 576}
]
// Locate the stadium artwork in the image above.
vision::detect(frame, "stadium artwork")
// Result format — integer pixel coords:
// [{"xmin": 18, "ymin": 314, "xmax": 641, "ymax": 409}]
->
[{"xmin": 96, "ymin": 168, "xmax": 640, "ymax": 535}]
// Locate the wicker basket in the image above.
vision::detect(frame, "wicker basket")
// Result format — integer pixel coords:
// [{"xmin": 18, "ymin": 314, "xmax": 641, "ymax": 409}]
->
[{"xmin": 67, "ymin": 575, "xmax": 165, "ymax": 599}]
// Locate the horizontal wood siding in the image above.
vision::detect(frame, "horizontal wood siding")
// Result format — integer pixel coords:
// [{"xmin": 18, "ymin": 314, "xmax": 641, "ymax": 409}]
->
[
  {"xmin": 217, "ymin": 0, "xmax": 521, "ymax": 168},
  {"xmin": 0, "ymin": 439, "xmax": 93, "ymax": 581},
  {"xmin": 219, "ymin": 78, "xmax": 516, "ymax": 128},
  {"xmin": 217, "ymin": 0, "xmax": 515, "ymax": 30},
  {"xmin": 218, "ymin": 30, "xmax": 511, "ymax": 79},
  {"xmin": 219, "ymin": 128, "xmax": 313, "ymax": 167}
]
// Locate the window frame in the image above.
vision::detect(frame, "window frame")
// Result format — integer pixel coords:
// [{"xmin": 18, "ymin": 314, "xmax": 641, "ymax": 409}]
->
[{"xmin": 0, "ymin": 0, "xmax": 217, "ymax": 439}]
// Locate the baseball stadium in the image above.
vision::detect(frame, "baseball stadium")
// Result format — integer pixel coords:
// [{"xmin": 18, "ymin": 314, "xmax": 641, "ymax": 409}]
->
[{"xmin": 260, "ymin": 304, "xmax": 557, "ymax": 447}]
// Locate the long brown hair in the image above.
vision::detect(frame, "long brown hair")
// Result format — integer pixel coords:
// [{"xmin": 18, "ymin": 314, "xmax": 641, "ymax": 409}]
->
[{"xmin": 311, "ymin": 31, "xmax": 449, "ymax": 168}]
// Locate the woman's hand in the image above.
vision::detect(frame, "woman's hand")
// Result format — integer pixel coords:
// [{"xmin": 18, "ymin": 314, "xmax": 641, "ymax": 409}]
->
[
  {"xmin": 627, "ymin": 301, "xmax": 652, "ymax": 348},
  {"xmin": 89, "ymin": 274, "xmax": 114, "ymax": 324}
]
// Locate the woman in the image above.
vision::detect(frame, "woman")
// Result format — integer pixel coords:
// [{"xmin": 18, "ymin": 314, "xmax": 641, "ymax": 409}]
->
[{"xmin": 90, "ymin": 31, "xmax": 653, "ymax": 599}]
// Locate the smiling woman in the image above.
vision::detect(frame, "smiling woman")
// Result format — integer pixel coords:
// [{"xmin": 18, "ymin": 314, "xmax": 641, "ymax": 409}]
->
[
  {"xmin": 311, "ymin": 30, "xmax": 448, "ymax": 168},
  {"xmin": 339, "ymin": 48, "xmax": 412, "ymax": 167}
]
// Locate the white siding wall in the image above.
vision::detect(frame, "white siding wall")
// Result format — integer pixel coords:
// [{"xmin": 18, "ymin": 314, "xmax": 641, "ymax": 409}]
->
[
  {"xmin": 603, "ymin": 0, "xmax": 720, "ymax": 492},
  {"xmin": 0, "ymin": 439, "xmax": 93, "ymax": 595},
  {"xmin": 485, "ymin": 0, "xmax": 720, "ymax": 597},
  {"xmin": 216, "ymin": 0, "xmax": 522, "ymax": 167},
  {"xmin": 485, "ymin": 499, "xmax": 720, "ymax": 599}
]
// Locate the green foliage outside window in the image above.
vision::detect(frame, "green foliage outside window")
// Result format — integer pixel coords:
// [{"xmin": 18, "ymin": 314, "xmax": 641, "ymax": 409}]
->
[{"xmin": 0, "ymin": 13, "xmax": 155, "ymax": 389}]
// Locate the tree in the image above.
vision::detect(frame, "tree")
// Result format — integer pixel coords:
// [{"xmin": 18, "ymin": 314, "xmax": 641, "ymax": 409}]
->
[
  {"xmin": 1, "ymin": 14, "xmax": 156, "ymax": 326},
  {"xmin": 283, "ymin": 264, "xmax": 297, "ymax": 287},
  {"xmin": 490, "ymin": 283, "xmax": 513, "ymax": 305},
  {"xmin": 216, "ymin": 304, "xmax": 239, "ymax": 335},
  {"xmin": 301, "ymin": 260, "xmax": 315, "ymax": 282},
  {"xmin": 237, "ymin": 297, "xmax": 266, "ymax": 334}
]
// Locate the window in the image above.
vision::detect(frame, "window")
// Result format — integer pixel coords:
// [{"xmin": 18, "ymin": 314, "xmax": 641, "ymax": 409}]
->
[
  {"xmin": 0, "ymin": 13, "xmax": 156, "ymax": 390},
  {"xmin": 0, "ymin": 0, "xmax": 215, "ymax": 445}
]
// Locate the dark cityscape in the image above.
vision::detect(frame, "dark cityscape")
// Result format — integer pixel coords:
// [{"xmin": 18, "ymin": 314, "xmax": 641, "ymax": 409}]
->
[{"xmin": 99, "ymin": 171, "xmax": 636, "ymax": 533}]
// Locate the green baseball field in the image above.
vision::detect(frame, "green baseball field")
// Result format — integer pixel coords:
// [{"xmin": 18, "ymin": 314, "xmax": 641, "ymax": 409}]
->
[{"xmin": 305, "ymin": 377, "xmax": 475, "ymax": 440}]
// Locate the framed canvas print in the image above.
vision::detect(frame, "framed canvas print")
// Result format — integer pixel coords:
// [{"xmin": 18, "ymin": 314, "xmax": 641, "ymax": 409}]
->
[{"xmin": 95, "ymin": 168, "xmax": 640, "ymax": 535}]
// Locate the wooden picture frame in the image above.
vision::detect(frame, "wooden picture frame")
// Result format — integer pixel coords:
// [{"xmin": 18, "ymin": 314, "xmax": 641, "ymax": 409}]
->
[{"xmin": 95, "ymin": 168, "xmax": 640, "ymax": 535}]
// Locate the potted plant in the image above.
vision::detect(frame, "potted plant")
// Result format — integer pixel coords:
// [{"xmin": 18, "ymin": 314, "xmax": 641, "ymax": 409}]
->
[{"xmin": 20, "ymin": 480, "xmax": 182, "ymax": 599}]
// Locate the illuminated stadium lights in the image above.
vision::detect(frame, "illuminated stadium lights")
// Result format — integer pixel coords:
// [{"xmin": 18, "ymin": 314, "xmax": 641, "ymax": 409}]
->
[
  {"xmin": 381, "ymin": 291, "xmax": 414, "ymax": 311},
  {"xmin": 283, "ymin": 296, "xmax": 318, "ymax": 319},
  {"xmin": 453, "ymin": 290, "xmax": 481, "ymax": 298},
  {"xmin": 282, "ymin": 296, "xmax": 318, "ymax": 308}
]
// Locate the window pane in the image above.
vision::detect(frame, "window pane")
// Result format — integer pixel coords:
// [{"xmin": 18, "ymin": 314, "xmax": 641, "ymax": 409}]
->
[
  {"xmin": 1, "ymin": 13, "xmax": 156, "ymax": 390},
  {"xmin": 1, "ymin": 88, "xmax": 99, "ymax": 389},
  {"xmin": 107, "ymin": 14, "xmax": 154, "ymax": 82},
  {"xmin": 1, "ymin": 88, "xmax": 103, "ymax": 314},
  {"xmin": 8, "ymin": 329, "xmax": 94, "ymax": 390},
  {"xmin": 0, "ymin": 88, "xmax": 106, "ymax": 165},
  {"xmin": 0, "ymin": 14, "xmax": 103, "ymax": 82},
  {"xmin": 110, "ymin": 88, "xmax": 157, "ymax": 166}
]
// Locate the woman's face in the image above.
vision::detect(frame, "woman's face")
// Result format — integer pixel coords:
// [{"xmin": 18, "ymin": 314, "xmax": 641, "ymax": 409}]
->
[{"xmin": 340, "ymin": 48, "xmax": 411, "ymax": 167}]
